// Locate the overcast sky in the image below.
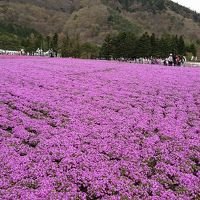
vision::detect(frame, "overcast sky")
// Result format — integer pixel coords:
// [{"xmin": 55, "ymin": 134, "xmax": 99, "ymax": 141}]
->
[{"xmin": 171, "ymin": 0, "xmax": 200, "ymax": 13}]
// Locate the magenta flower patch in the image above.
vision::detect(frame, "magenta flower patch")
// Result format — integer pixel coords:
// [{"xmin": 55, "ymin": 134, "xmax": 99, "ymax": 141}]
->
[{"xmin": 0, "ymin": 57, "xmax": 200, "ymax": 199}]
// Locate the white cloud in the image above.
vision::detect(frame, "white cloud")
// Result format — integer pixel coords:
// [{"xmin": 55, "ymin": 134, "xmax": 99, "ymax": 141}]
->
[{"xmin": 171, "ymin": 0, "xmax": 200, "ymax": 13}]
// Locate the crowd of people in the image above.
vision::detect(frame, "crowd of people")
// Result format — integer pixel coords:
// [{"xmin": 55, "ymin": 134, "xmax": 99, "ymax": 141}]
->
[
  {"xmin": 0, "ymin": 48, "xmax": 197, "ymax": 67},
  {"xmin": 131, "ymin": 57, "xmax": 163, "ymax": 65},
  {"xmin": 0, "ymin": 49, "xmax": 25, "ymax": 55},
  {"xmin": 164, "ymin": 54, "xmax": 186, "ymax": 66},
  {"xmin": 117, "ymin": 54, "xmax": 187, "ymax": 66},
  {"xmin": 0, "ymin": 48, "xmax": 58, "ymax": 57}
]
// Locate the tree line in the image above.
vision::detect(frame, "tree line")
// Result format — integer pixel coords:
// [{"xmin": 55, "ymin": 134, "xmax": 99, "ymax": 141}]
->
[
  {"xmin": 0, "ymin": 25, "xmax": 197, "ymax": 60},
  {"xmin": 22, "ymin": 32, "xmax": 197, "ymax": 59},
  {"xmin": 100, "ymin": 32, "xmax": 197, "ymax": 60},
  {"xmin": 20, "ymin": 33, "xmax": 100, "ymax": 59},
  {"xmin": 0, "ymin": 23, "xmax": 100, "ymax": 58}
]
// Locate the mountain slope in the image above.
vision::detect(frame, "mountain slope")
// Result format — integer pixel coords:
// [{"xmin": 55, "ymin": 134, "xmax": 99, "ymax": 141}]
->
[{"xmin": 0, "ymin": 0, "xmax": 200, "ymax": 43}]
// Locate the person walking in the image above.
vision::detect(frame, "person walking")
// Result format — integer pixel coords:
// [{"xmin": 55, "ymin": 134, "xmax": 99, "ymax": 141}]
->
[
  {"xmin": 173, "ymin": 53, "xmax": 177, "ymax": 66},
  {"xmin": 168, "ymin": 54, "xmax": 173, "ymax": 66},
  {"xmin": 176, "ymin": 55, "xmax": 181, "ymax": 66}
]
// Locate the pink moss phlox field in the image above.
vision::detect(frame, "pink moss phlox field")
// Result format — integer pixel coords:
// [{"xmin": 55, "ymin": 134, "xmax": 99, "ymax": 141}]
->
[{"xmin": 0, "ymin": 57, "xmax": 200, "ymax": 200}]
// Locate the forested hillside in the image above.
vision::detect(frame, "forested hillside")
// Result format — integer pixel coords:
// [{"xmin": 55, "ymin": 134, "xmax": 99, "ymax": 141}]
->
[{"xmin": 0, "ymin": 0, "xmax": 200, "ymax": 43}]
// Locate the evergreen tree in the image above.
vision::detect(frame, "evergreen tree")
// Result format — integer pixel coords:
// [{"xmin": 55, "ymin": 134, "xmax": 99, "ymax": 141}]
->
[
  {"xmin": 61, "ymin": 34, "xmax": 70, "ymax": 57},
  {"xmin": 150, "ymin": 33, "xmax": 158, "ymax": 57},
  {"xmin": 171, "ymin": 35, "xmax": 179, "ymax": 54},
  {"xmin": 126, "ymin": 32, "xmax": 137, "ymax": 58},
  {"xmin": 35, "ymin": 35, "xmax": 43, "ymax": 49},
  {"xmin": 112, "ymin": 32, "xmax": 128, "ymax": 58},
  {"xmin": 71, "ymin": 35, "xmax": 81, "ymax": 58},
  {"xmin": 100, "ymin": 34, "xmax": 113, "ymax": 60},
  {"xmin": 52, "ymin": 33, "xmax": 58, "ymax": 56},
  {"xmin": 46, "ymin": 36, "xmax": 51, "ymax": 50},
  {"xmin": 177, "ymin": 35, "xmax": 186, "ymax": 55},
  {"xmin": 136, "ymin": 32, "xmax": 151, "ymax": 57},
  {"xmin": 159, "ymin": 34, "xmax": 174, "ymax": 58}
]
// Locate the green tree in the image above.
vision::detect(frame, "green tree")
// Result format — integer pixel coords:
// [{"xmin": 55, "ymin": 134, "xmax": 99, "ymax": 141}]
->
[
  {"xmin": 0, "ymin": 34, "xmax": 21, "ymax": 50},
  {"xmin": 46, "ymin": 36, "xmax": 51, "ymax": 50},
  {"xmin": 52, "ymin": 33, "xmax": 59, "ymax": 53},
  {"xmin": 135, "ymin": 32, "xmax": 151, "ymax": 57},
  {"xmin": 177, "ymin": 35, "xmax": 186, "ymax": 55},
  {"xmin": 100, "ymin": 34, "xmax": 113, "ymax": 60},
  {"xmin": 111, "ymin": 32, "xmax": 137, "ymax": 59},
  {"xmin": 159, "ymin": 34, "xmax": 174, "ymax": 58},
  {"xmin": 171, "ymin": 35, "xmax": 179, "ymax": 54},
  {"xmin": 71, "ymin": 35, "xmax": 81, "ymax": 58},
  {"xmin": 35, "ymin": 35, "xmax": 44, "ymax": 49},
  {"xmin": 150, "ymin": 33, "xmax": 160, "ymax": 57},
  {"xmin": 61, "ymin": 34, "xmax": 71, "ymax": 57},
  {"xmin": 81, "ymin": 42, "xmax": 99, "ymax": 59}
]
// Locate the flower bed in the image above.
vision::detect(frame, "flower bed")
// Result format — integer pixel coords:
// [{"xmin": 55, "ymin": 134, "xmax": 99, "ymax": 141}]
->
[{"xmin": 0, "ymin": 57, "xmax": 200, "ymax": 199}]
